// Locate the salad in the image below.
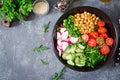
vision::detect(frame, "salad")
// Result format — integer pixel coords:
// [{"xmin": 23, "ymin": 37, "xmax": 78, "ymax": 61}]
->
[{"xmin": 56, "ymin": 11, "xmax": 114, "ymax": 68}]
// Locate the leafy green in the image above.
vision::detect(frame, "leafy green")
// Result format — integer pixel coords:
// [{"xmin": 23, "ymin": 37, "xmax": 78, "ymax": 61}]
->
[
  {"xmin": 63, "ymin": 15, "xmax": 81, "ymax": 37},
  {"xmin": 52, "ymin": 66, "xmax": 66, "ymax": 80},
  {"xmin": 85, "ymin": 46, "xmax": 106, "ymax": 68},
  {"xmin": 41, "ymin": 59, "xmax": 49, "ymax": 65},
  {"xmin": 43, "ymin": 21, "xmax": 50, "ymax": 32},
  {"xmin": 0, "ymin": 0, "xmax": 33, "ymax": 22},
  {"xmin": 94, "ymin": 26, "xmax": 98, "ymax": 31},
  {"xmin": 33, "ymin": 45, "xmax": 49, "ymax": 52}
]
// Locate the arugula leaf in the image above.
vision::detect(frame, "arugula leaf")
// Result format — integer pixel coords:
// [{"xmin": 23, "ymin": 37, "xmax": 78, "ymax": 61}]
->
[
  {"xmin": 33, "ymin": 45, "xmax": 49, "ymax": 52},
  {"xmin": 52, "ymin": 66, "xmax": 66, "ymax": 80},
  {"xmin": 41, "ymin": 59, "xmax": 49, "ymax": 65},
  {"xmin": 43, "ymin": 21, "xmax": 50, "ymax": 32},
  {"xmin": 85, "ymin": 46, "xmax": 106, "ymax": 68}
]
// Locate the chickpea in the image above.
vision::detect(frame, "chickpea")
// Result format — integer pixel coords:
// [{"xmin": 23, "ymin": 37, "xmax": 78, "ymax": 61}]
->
[{"xmin": 73, "ymin": 11, "xmax": 100, "ymax": 34}]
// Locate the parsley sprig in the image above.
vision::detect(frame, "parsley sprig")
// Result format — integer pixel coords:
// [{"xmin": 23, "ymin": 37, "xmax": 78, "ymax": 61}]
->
[{"xmin": 33, "ymin": 45, "xmax": 49, "ymax": 52}]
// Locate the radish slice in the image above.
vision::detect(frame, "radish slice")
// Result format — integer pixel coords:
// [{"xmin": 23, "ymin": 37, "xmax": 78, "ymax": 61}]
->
[
  {"xmin": 57, "ymin": 45, "xmax": 63, "ymax": 51},
  {"xmin": 59, "ymin": 50, "xmax": 62, "ymax": 56},
  {"xmin": 60, "ymin": 24, "xmax": 64, "ymax": 28},
  {"xmin": 57, "ymin": 31, "xmax": 63, "ymax": 39},
  {"xmin": 62, "ymin": 42, "xmax": 68, "ymax": 51},
  {"xmin": 61, "ymin": 38, "xmax": 71, "ymax": 44},
  {"xmin": 57, "ymin": 40, "xmax": 62, "ymax": 46},
  {"xmin": 60, "ymin": 28, "xmax": 66, "ymax": 33},
  {"xmin": 61, "ymin": 31, "xmax": 68, "ymax": 40},
  {"xmin": 70, "ymin": 37, "xmax": 79, "ymax": 43},
  {"xmin": 57, "ymin": 47, "xmax": 62, "ymax": 56}
]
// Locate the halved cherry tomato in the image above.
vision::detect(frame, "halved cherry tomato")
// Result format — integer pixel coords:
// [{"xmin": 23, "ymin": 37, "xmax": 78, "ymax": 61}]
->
[
  {"xmin": 97, "ymin": 21, "xmax": 105, "ymax": 27},
  {"xmin": 89, "ymin": 31, "xmax": 99, "ymax": 38},
  {"xmin": 99, "ymin": 33, "xmax": 108, "ymax": 39},
  {"xmin": 87, "ymin": 38, "xmax": 96, "ymax": 47},
  {"xmin": 98, "ymin": 27, "xmax": 107, "ymax": 34},
  {"xmin": 106, "ymin": 38, "xmax": 114, "ymax": 46},
  {"xmin": 100, "ymin": 45, "xmax": 110, "ymax": 55},
  {"xmin": 81, "ymin": 34, "xmax": 89, "ymax": 42}
]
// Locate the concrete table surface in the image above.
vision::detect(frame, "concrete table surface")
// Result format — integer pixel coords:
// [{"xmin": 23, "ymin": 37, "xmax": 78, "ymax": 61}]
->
[{"xmin": 0, "ymin": 0, "xmax": 120, "ymax": 80}]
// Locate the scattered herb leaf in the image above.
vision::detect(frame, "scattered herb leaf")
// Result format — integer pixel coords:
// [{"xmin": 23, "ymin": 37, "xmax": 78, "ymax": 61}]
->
[
  {"xmin": 43, "ymin": 21, "xmax": 50, "ymax": 32},
  {"xmin": 41, "ymin": 59, "xmax": 49, "ymax": 65},
  {"xmin": 33, "ymin": 45, "xmax": 49, "ymax": 52},
  {"xmin": 52, "ymin": 66, "xmax": 66, "ymax": 80}
]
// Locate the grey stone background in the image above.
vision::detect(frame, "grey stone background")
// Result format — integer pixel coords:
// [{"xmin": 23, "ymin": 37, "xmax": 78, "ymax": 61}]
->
[{"xmin": 0, "ymin": 0, "xmax": 120, "ymax": 80}]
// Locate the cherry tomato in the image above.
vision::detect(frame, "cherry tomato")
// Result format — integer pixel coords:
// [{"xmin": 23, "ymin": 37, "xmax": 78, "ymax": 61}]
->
[
  {"xmin": 99, "ymin": 33, "xmax": 108, "ymax": 39},
  {"xmin": 100, "ymin": 45, "xmax": 110, "ymax": 55},
  {"xmin": 87, "ymin": 38, "xmax": 96, "ymax": 47},
  {"xmin": 89, "ymin": 31, "xmax": 99, "ymax": 38},
  {"xmin": 98, "ymin": 27, "xmax": 107, "ymax": 34},
  {"xmin": 97, "ymin": 21, "xmax": 105, "ymax": 27},
  {"xmin": 106, "ymin": 38, "xmax": 114, "ymax": 46}
]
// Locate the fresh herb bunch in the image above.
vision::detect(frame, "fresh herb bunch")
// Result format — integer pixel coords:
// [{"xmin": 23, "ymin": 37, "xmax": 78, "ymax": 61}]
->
[{"xmin": 0, "ymin": 0, "xmax": 33, "ymax": 22}]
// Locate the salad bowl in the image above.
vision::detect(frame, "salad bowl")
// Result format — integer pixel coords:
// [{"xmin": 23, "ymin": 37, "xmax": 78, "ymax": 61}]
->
[{"xmin": 52, "ymin": 6, "xmax": 117, "ymax": 71}]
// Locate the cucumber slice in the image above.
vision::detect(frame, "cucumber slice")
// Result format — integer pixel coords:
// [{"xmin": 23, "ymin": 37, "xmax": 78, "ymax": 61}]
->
[
  {"xmin": 75, "ymin": 53, "xmax": 86, "ymax": 67},
  {"xmin": 75, "ymin": 57, "xmax": 80, "ymax": 64},
  {"xmin": 67, "ymin": 60, "xmax": 75, "ymax": 66},
  {"xmin": 65, "ymin": 53, "xmax": 75, "ymax": 60},
  {"xmin": 77, "ymin": 44, "xmax": 85, "ymax": 50},
  {"xmin": 62, "ymin": 53, "xmax": 68, "ymax": 60},
  {"xmin": 65, "ymin": 44, "xmax": 76, "ymax": 53},
  {"xmin": 75, "ymin": 48, "xmax": 84, "ymax": 53},
  {"xmin": 75, "ymin": 53, "xmax": 83, "ymax": 56},
  {"xmin": 66, "ymin": 54, "xmax": 73, "ymax": 60}
]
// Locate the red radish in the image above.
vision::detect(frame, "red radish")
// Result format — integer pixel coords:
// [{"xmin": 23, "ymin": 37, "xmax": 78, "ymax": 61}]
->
[
  {"xmin": 60, "ymin": 28, "xmax": 66, "ymax": 33},
  {"xmin": 60, "ymin": 24, "xmax": 64, "ymax": 28},
  {"xmin": 57, "ymin": 30, "xmax": 69, "ymax": 40},
  {"xmin": 57, "ymin": 40, "xmax": 62, "ymax": 46},
  {"xmin": 61, "ymin": 39, "xmax": 71, "ymax": 44},
  {"xmin": 61, "ymin": 42, "xmax": 69, "ymax": 51},
  {"xmin": 61, "ymin": 31, "xmax": 68, "ymax": 40},
  {"xmin": 57, "ymin": 32, "xmax": 62, "ymax": 39},
  {"xmin": 82, "ymin": 34, "xmax": 89, "ymax": 42}
]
